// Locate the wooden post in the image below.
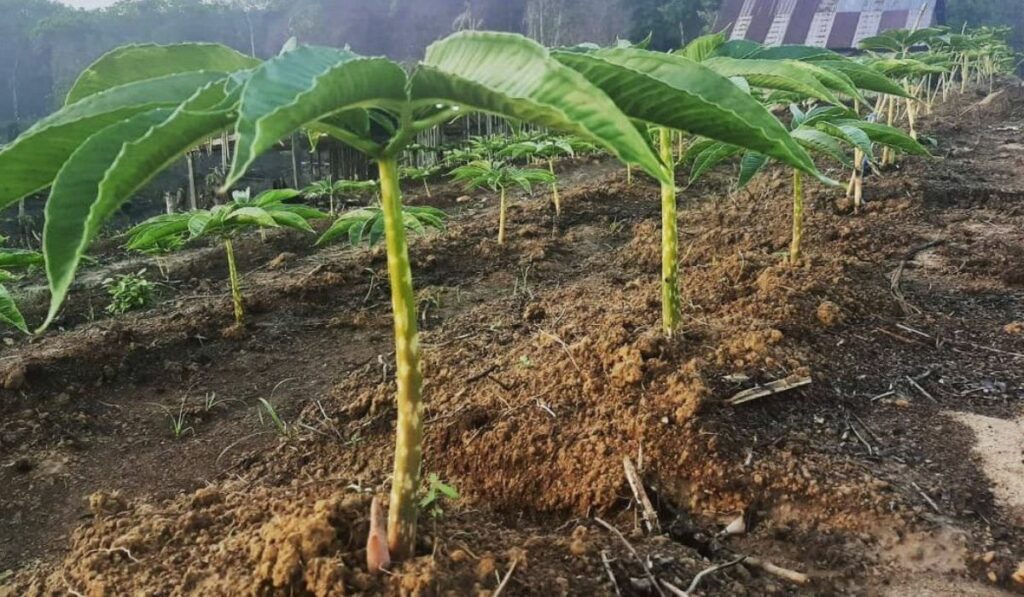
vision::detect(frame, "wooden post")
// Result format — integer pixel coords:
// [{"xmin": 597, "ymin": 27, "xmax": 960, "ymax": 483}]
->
[
  {"xmin": 186, "ymin": 151, "xmax": 198, "ymax": 210},
  {"xmin": 220, "ymin": 132, "xmax": 230, "ymax": 173}
]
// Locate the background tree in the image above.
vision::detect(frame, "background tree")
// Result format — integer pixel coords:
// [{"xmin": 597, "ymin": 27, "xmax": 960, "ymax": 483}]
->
[
  {"xmin": 630, "ymin": 0, "xmax": 721, "ymax": 50},
  {"xmin": 947, "ymin": 0, "xmax": 1024, "ymax": 55}
]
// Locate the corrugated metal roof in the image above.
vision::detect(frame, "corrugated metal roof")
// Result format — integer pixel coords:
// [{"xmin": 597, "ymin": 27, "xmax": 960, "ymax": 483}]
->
[{"xmin": 713, "ymin": 0, "xmax": 944, "ymax": 50}]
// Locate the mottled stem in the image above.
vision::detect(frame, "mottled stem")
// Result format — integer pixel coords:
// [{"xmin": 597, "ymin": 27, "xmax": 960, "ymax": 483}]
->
[
  {"xmin": 379, "ymin": 157, "xmax": 424, "ymax": 560},
  {"xmin": 224, "ymin": 238, "xmax": 244, "ymax": 325},
  {"xmin": 851, "ymin": 149, "xmax": 864, "ymax": 213},
  {"xmin": 790, "ymin": 169, "xmax": 804, "ymax": 263},
  {"xmin": 548, "ymin": 158, "xmax": 560, "ymax": 216},
  {"xmin": 497, "ymin": 186, "xmax": 507, "ymax": 245},
  {"xmin": 659, "ymin": 127, "xmax": 681, "ymax": 334}
]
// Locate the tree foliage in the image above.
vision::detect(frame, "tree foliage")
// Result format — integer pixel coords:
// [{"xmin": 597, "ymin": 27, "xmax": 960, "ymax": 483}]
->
[{"xmin": 629, "ymin": 0, "xmax": 721, "ymax": 51}]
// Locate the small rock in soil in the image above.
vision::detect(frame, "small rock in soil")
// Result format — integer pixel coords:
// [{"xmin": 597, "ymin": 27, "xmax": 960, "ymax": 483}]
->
[
  {"xmin": 268, "ymin": 252, "xmax": 296, "ymax": 270},
  {"xmin": 3, "ymin": 365, "xmax": 27, "ymax": 391},
  {"xmin": 1012, "ymin": 561, "xmax": 1024, "ymax": 585},
  {"xmin": 817, "ymin": 301, "xmax": 843, "ymax": 327},
  {"xmin": 475, "ymin": 554, "xmax": 496, "ymax": 580}
]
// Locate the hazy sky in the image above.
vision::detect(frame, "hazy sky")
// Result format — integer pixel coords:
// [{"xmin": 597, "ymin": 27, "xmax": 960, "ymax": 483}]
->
[{"xmin": 59, "ymin": 0, "xmax": 119, "ymax": 7}]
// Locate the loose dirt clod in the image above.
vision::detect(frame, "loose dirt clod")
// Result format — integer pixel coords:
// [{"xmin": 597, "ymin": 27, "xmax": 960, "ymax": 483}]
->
[{"xmin": 3, "ymin": 365, "xmax": 26, "ymax": 391}]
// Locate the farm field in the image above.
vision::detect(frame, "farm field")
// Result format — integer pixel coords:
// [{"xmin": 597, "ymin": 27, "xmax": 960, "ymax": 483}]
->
[{"xmin": 1, "ymin": 81, "xmax": 1023, "ymax": 595}]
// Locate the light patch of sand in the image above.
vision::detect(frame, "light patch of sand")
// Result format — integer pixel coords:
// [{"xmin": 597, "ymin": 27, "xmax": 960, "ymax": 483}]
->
[{"xmin": 947, "ymin": 411, "xmax": 1024, "ymax": 525}]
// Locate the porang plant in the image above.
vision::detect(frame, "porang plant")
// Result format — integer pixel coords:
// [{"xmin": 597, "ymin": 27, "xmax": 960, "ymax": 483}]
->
[
  {"xmin": 449, "ymin": 159, "xmax": 553, "ymax": 244},
  {"xmin": 125, "ymin": 188, "xmax": 325, "ymax": 325},
  {"xmin": 685, "ymin": 104, "xmax": 928, "ymax": 261},
  {"xmin": 0, "ymin": 32, "xmax": 675, "ymax": 560},
  {"xmin": 498, "ymin": 138, "xmax": 573, "ymax": 215},
  {"xmin": 303, "ymin": 177, "xmax": 378, "ymax": 214},
  {"xmin": 399, "ymin": 165, "xmax": 441, "ymax": 198},
  {"xmin": 316, "ymin": 204, "xmax": 447, "ymax": 248},
  {"xmin": 552, "ymin": 43, "xmax": 830, "ymax": 334}
]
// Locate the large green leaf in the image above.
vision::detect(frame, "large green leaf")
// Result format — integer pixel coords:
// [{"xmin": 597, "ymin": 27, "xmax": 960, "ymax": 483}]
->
[
  {"xmin": 702, "ymin": 56, "xmax": 840, "ymax": 104},
  {"xmin": 791, "ymin": 127, "xmax": 853, "ymax": 167},
  {"xmin": 817, "ymin": 122, "xmax": 874, "ymax": 159},
  {"xmin": 0, "ymin": 249, "xmax": 44, "ymax": 269},
  {"xmin": 227, "ymin": 45, "xmax": 408, "ymax": 187},
  {"xmin": 870, "ymin": 58, "xmax": 947, "ymax": 78},
  {"xmin": 42, "ymin": 109, "xmax": 175, "ymax": 327},
  {"xmin": 552, "ymin": 47, "xmax": 825, "ymax": 182},
  {"xmin": 270, "ymin": 210, "xmax": 315, "ymax": 232},
  {"xmin": 0, "ymin": 71, "xmax": 227, "ymax": 207},
  {"xmin": 40, "ymin": 81, "xmax": 238, "ymax": 329},
  {"xmin": 0, "ymin": 284, "xmax": 28, "ymax": 334},
  {"xmin": 749, "ymin": 45, "xmax": 844, "ymax": 61},
  {"xmin": 835, "ymin": 120, "xmax": 930, "ymax": 155},
  {"xmin": 254, "ymin": 189, "xmax": 303, "ymax": 206},
  {"xmin": 738, "ymin": 151, "xmax": 769, "ymax": 187},
  {"xmin": 689, "ymin": 142, "xmax": 742, "ymax": 184},
  {"xmin": 680, "ymin": 138, "xmax": 717, "ymax": 165},
  {"xmin": 712, "ymin": 39, "xmax": 761, "ymax": 58},
  {"xmin": 788, "ymin": 60, "xmax": 864, "ymax": 103},
  {"xmin": 858, "ymin": 34, "xmax": 903, "ymax": 53},
  {"xmin": 414, "ymin": 32, "xmax": 670, "ymax": 185},
  {"xmin": 227, "ymin": 206, "xmax": 278, "ymax": 228},
  {"xmin": 126, "ymin": 214, "xmax": 193, "ymax": 251},
  {"xmin": 67, "ymin": 43, "xmax": 258, "ymax": 105},
  {"xmin": 677, "ymin": 32, "xmax": 726, "ymax": 62},
  {"xmin": 813, "ymin": 60, "xmax": 910, "ymax": 97}
]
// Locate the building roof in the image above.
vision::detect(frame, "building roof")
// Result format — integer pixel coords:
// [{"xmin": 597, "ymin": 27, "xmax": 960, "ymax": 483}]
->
[{"xmin": 713, "ymin": 0, "xmax": 945, "ymax": 50}]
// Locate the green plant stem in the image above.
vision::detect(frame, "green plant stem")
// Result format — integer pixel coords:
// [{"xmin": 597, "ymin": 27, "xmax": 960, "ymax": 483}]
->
[
  {"xmin": 659, "ymin": 127, "xmax": 681, "ymax": 334},
  {"xmin": 548, "ymin": 158, "xmax": 560, "ymax": 216},
  {"xmin": 498, "ymin": 186, "xmax": 507, "ymax": 245},
  {"xmin": 884, "ymin": 95, "xmax": 897, "ymax": 165},
  {"xmin": 790, "ymin": 169, "xmax": 804, "ymax": 264},
  {"xmin": 379, "ymin": 156, "xmax": 424, "ymax": 561},
  {"xmin": 852, "ymin": 149, "xmax": 864, "ymax": 212},
  {"xmin": 904, "ymin": 79, "xmax": 918, "ymax": 140},
  {"xmin": 224, "ymin": 238, "xmax": 244, "ymax": 325}
]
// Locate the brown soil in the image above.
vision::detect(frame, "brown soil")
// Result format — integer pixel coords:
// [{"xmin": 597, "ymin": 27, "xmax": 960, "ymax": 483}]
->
[{"xmin": 3, "ymin": 83, "xmax": 1024, "ymax": 595}]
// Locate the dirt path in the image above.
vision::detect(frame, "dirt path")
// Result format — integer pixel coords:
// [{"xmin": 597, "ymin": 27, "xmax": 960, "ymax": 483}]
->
[{"xmin": 2, "ymin": 86, "xmax": 1024, "ymax": 595}]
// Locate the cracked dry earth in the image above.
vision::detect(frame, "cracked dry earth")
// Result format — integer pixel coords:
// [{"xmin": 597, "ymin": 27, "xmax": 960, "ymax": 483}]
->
[{"xmin": 1, "ymin": 83, "xmax": 1024, "ymax": 596}]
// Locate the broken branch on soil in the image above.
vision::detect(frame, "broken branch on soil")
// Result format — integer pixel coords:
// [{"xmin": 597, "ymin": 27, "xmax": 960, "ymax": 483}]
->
[
  {"xmin": 600, "ymin": 550, "xmax": 622, "ymax": 596},
  {"xmin": 874, "ymin": 327, "xmax": 921, "ymax": 345},
  {"xmin": 487, "ymin": 374, "xmax": 512, "ymax": 392},
  {"xmin": 870, "ymin": 389, "xmax": 896, "ymax": 402},
  {"xmin": 905, "ymin": 375, "xmax": 938, "ymax": 403},
  {"xmin": 847, "ymin": 418, "xmax": 874, "ymax": 455},
  {"xmin": 466, "ymin": 364, "xmax": 499, "ymax": 384},
  {"xmin": 594, "ymin": 517, "xmax": 666, "ymax": 597},
  {"xmin": 741, "ymin": 556, "xmax": 810, "ymax": 585},
  {"xmin": 623, "ymin": 456, "xmax": 661, "ymax": 535},
  {"xmin": 492, "ymin": 557, "xmax": 519, "ymax": 597},
  {"xmin": 681, "ymin": 556, "xmax": 747, "ymax": 595},
  {"xmin": 889, "ymin": 239, "xmax": 945, "ymax": 314},
  {"xmin": 727, "ymin": 376, "xmax": 812, "ymax": 406},
  {"xmin": 911, "ymin": 481, "xmax": 942, "ymax": 514}
]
